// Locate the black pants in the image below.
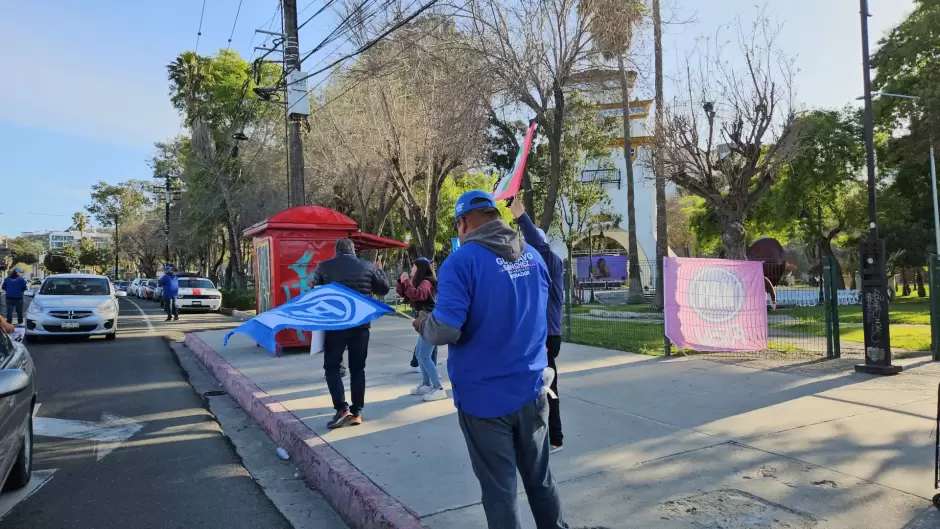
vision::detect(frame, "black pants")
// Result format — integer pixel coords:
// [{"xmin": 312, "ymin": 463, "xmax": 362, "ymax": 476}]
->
[
  {"xmin": 324, "ymin": 327, "xmax": 370, "ymax": 415},
  {"xmin": 5, "ymin": 297, "xmax": 23, "ymax": 325},
  {"xmin": 164, "ymin": 297, "xmax": 179, "ymax": 318},
  {"xmin": 546, "ymin": 335, "xmax": 562, "ymax": 446},
  {"xmin": 459, "ymin": 395, "xmax": 568, "ymax": 529}
]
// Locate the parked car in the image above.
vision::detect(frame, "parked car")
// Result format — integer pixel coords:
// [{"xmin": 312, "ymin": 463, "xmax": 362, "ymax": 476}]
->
[
  {"xmin": 141, "ymin": 280, "xmax": 158, "ymax": 300},
  {"xmin": 24, "ymin": 274, "xmax": 126, "ymax": 341},
  {"xmin": 0, "ymin": 329, "xmax": 36, "ymax": 491},
  {"xmin": 129, "ymin": 278, "xmax": 145, "ymax": 297},
  {"xmin": 176, "ymin": 276, "xmax": 223, "ymax": 312},
  {"xmin": 153, "ymin": 284, "xmax": 163, "ymax": 302},
  {"xmin": 114, "ymin": 281, "xmax": 130, "ymax": 292}
]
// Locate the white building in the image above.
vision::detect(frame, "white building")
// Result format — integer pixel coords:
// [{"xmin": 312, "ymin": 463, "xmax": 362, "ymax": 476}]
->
[
  {"xmin": 554, "ymin": 68, "xmax": 676, "ymax": 290},
  {"xmin": 48, "ymin": 230, "xmax": 112, "ymax": 250}
]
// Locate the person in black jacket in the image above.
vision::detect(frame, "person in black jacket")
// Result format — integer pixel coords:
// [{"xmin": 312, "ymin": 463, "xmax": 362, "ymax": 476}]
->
[{"xmin": 313, "ymin": 238, "xmax": 390, "ymax": 428}]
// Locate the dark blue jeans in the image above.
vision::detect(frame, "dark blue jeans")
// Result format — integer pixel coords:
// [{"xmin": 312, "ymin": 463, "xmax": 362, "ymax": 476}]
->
[
  {"xmin": 5, "ymin": 297, "xmax": 23, "ymax": 325},
  {"xmin": 164, "ymin": 297, "xmax": 179, "ymax": 318},
  {"xmin": 323, "ymin": 327, "xmax": 370, "ymax": 415},
  {"xmin": 458, "ymin": 395, "xmax": 568, "ymax": 529}
]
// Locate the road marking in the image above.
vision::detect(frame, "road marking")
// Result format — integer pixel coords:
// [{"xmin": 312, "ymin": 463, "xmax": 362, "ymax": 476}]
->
[
  {"xmin": 0, "ymin": 469, "xmax": 57, "ymax": 521},
  {"xmin": 124, "ymin": 297, "xmax": 155, "ymax": 334},
  {"xmin": 32, "ymin": 403, "xmax": 40, "ymax": 417},
  {"xmin": 35, "ymin": 413, "xmax": 145, "ymax": 461}
]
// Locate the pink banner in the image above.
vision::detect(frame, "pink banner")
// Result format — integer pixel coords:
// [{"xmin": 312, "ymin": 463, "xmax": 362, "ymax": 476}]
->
[{"xmin": 664, "ymin": 257, "xmax": 768, "ymax": 351}]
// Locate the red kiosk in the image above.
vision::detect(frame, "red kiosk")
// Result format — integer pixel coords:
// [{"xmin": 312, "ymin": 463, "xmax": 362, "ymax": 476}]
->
[{"xmin": 243, "ymin": 206, "xmax": 408, "ymax": 355}]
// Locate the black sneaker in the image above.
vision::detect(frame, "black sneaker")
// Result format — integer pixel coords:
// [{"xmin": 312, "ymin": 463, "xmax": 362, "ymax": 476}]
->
[
  {"xmin": 327, "ymin": 410, "xmax": 353, "ymax": 429},
  {"xmin": 173, "ymin": 316, "xmax": 179, "ymax": 321},
  {"xmin": 165, "ymin": 317, "xmax": 172, "ymax": 322}
]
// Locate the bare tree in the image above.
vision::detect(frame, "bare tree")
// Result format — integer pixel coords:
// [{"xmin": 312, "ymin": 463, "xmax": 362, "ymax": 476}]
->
[
  {"xmin": 462, "ymin": 0, "xmax": 594, "ymax": 231},
  {"xmin": 656, "ymin": 18, "xmax": 802, "ymax": 259}
]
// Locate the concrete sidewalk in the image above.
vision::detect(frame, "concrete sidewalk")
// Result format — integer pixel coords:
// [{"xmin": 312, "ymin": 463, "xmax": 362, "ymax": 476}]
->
[{"xmin": 185, "ymin": 317, "xmax": 940, "ymax": 529}]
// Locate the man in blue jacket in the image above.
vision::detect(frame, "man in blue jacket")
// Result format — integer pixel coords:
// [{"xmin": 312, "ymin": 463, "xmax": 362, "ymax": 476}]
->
[
  {"xmin": 510, "ymin": 197, "xmax": 565, "ymax": 453},
  {"xmin": 158, "ymin": 265, "xmax": 180, "ymax": 322},
  {"xmin": 2, "ymin": 268, "xmax": 28, "ymax": 325},
  {"xmin": 415, "ymin": 190, "xmax": 569, "ymax": 529}
]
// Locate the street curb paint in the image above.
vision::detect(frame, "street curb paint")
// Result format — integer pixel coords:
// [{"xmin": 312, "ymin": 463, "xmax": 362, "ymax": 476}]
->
[{"xmin": 183, "ymin": 333, "xmax": 427, "ymax": 529}]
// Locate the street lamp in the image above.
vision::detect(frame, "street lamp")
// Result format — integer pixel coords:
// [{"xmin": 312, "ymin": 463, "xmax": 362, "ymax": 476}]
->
[
  {"xmin": 800, "ymin": 200, "xmax": 825, "ymax": 307},
  {"xmin": 856, "ymin": 0, "xmax": 900, "ymax": 375}
]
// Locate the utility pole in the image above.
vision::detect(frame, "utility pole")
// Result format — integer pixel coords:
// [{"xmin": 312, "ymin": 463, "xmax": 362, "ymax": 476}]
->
[
  {"xmin": 164, "ymin": 177, "xmax": 171, "ymax": 263},
  {"xmin": 114, "ymin": 214, "xmax": 120, "ymax": 280},
  {"xmin": 856, "ymin": 0, "xmax": 899, "ymax": 375},
  {"xmin": 283, "ymin": 0, "xmax": 308, "ymax": 207}
]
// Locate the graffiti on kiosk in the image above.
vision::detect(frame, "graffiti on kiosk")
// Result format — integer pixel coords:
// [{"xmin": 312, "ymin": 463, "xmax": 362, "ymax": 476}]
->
[{"xmin": 280, "ymin": 241, "xmax": 329, "ymax": 342}]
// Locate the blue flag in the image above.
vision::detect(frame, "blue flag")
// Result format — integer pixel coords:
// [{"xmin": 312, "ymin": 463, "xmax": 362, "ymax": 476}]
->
[{"xmin": 224, "ymin": 282, "xmax": 394, "ymax": 353}]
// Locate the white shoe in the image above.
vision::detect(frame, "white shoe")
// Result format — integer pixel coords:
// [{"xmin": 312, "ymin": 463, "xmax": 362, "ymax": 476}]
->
[
  {"xmin": 409, "ymin": 366, "xmax": 421, "ymax": 373},
  {"xmin": 410, "ymin": 383, "xmax": 432, "ymax": 395},
  {"xmin": 422, "ymin": 388, "xmax": 447, "ymax": 402}
]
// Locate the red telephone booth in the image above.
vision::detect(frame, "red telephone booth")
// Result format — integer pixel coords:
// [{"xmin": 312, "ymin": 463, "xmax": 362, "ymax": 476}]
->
[{"xmin": 243, "ymin": 205, "xmax": 408, "ymax": 355}]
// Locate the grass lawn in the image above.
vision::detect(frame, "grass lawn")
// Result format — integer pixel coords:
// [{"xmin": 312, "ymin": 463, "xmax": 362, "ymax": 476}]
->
[
  {"xmin": 568, "ymin": 319, "xmax": 807, "ymax": 356},
  {"xmin": 781, "ymin": 295, "xmax": 932, "ymax": 325},
  {"xmin": 774, "ymin": 322, "xmax": 932, "ymax": 351},
  {"xmin": 570, "ymin": 303, "xmax": 661, "ymax": 315}
]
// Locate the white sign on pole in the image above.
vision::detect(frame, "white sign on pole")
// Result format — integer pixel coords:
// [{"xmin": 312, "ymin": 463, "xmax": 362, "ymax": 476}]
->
[{"xmin": 287, "ymin": 71, "xmax": 310, "ymax": 117}]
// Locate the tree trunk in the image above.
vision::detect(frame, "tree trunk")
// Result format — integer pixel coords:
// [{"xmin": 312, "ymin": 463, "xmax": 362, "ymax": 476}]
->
[
  {"xmin": 538, "ymin": 83, "xmax": 566, "ymax": 232},
  {"xmin": 718, "ymin": 211, "xmax": 747, "ymax": 260},
  {"xmin": 901, "ymin": 268, "xmax": 911, "ymax": 296},
  {"xmin": 917, "ymin": 267, "xmax": 927, "ymax": 297},
  {"xmin": 821, "ymin": 238, "xmax": 846, "ymax": 289},
  {"xmin": 618, "ymin": 56, "xmax": 644, "ymax": 304},
  {"xmin": 652, "ymin": 0, "xmax": 667, "ymax": 311}
]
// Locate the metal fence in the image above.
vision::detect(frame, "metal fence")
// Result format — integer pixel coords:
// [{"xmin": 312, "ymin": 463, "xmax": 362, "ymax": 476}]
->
[{"xmin": 561, "ymin": 256, "xmax": 881, "ymax": 361}]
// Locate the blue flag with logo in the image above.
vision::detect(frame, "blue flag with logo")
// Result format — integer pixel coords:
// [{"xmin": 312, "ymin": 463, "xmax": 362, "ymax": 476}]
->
[{"xmin": 223, "ymin": 282, "xmax": 394, "ymax": 353}]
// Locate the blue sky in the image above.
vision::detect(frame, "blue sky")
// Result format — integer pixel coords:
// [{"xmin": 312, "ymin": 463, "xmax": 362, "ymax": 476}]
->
[{"xmin": 0, "ymin": 0, "xmax": 914, "ymax": 236}]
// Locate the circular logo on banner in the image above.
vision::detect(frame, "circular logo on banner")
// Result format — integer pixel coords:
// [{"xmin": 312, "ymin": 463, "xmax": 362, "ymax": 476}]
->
[
  {"xmin": 686, "ymin": 267, "xmax": 747, "ymax": 323},
  {"xmin": 285, "ymin": 294, "xmax": 357, "ymax": 326}
]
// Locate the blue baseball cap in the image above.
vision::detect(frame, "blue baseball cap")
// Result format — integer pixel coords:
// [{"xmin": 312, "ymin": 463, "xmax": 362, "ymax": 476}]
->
[
  {"xmin": 454, "ymin": 190, "xmax": 497, "ymax": 219},
  {"xmin": 163, "ymin": 265, "xmax": 173, "ymax": 271},
  {"xmin": 12, "ymin": 267, "xmax": 22, "ymax": 273},
  {"xmin": 416, "ymin": 257, "xmax": 432, "ymax": 263}
]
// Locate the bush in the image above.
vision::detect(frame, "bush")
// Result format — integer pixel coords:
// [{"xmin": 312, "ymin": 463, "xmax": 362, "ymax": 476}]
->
[{"xmin": 220, "ymin": 288, "xmax": 255, "ymax": 311}]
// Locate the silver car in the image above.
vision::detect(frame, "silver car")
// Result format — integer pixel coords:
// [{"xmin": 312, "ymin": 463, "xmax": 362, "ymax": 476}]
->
[
  {"xmin": 24, "ymin": 274, "xmax": 127, "ymax": 342},
  {"xmin": 0, "ymin": 329, "xmax": 36, "ymax": 491}
]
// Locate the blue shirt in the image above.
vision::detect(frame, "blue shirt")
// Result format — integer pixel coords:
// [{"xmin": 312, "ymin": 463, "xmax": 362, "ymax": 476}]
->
[
  {"xmin": 1, "ymin": 276, "xmax": 28, "ymax": 298},
  {"xmin": 433, "ymin": 241, "xmax": 550, "ymax": 418},
  {"xmin": 158, "ymin": 273, "xmax": 179, "ymax": 298},
  {"xmin": 517, "ymin": 213, "xmax": 564, "ymax": 336}
]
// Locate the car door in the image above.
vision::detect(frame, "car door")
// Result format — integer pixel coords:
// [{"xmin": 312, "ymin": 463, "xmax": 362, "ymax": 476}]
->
[{"xmin": 0, "ymin": 332, "xmax": 21, "ymax": 482}]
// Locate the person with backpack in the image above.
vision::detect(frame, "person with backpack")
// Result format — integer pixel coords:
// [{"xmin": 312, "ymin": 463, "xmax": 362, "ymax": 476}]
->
[{"xmin": 398, "ymin": 257, "xmax": 446, "ymax": 402}]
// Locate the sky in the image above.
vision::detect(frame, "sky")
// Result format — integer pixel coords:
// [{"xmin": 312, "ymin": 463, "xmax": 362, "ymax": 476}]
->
[{"xmin": 0, "ymin": 0, "xmax": 916, "ymax": 236}]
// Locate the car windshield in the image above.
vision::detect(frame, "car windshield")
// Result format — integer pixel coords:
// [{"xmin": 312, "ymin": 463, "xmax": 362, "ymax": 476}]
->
[
  {"xmin": 179, "ymin": 279, "xmax": 215, "ymax": 289},
  {"xmin": 40, "ymin": 278, "xmax": 110, "ymax": 296},
  {"xmin": 148, "ymin": 280, "xmax": 158, "ymax": 287}
]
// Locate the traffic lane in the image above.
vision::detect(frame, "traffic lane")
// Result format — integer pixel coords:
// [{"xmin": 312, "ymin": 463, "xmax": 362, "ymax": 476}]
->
[
  {"xmin": 3, "ymin": 302, "xmax": 291, "ymax": 528},
  {"xmin": 119, "ymin": 296, "xmax": 240, "ymax": 342}
]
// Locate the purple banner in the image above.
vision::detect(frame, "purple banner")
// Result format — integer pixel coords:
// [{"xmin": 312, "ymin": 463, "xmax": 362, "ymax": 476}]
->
[
  {"xmin": 664, "ymin": 257, "xmax": 768, "ymax": 351},
  {"xmin": 575, "ymin": 255, "xmax": 627, "ymax": 281}
]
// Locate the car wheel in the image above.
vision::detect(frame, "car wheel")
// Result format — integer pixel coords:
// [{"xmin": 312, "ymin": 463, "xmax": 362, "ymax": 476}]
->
[
  {"xmin": 4, "ymin": 416, "xmax": 32, "ymax": 491},
  {"xmin": 105, "ymin": 332, "xmax": 116, "ymax": 341}
]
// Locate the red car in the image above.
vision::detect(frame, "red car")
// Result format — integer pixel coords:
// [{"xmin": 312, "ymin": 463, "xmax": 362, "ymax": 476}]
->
[{"xmin": 141, "ymin": 280, "xmax": 158, "ymax": 300}]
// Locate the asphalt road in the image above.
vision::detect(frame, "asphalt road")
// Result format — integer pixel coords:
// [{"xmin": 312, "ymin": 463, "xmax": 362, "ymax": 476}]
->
[{"xmin": 0, "ymin": 295, "xmax": 301, "ymax": 529}]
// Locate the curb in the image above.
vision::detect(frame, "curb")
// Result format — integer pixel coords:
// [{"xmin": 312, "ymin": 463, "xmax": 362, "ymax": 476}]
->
[
  {"xmin": 183, "ymin": 333, "xmax": 427, "ymax": 529},
  {"xmin": 219, "ymin": 307, "xmax": 254, "ymax": 321}
]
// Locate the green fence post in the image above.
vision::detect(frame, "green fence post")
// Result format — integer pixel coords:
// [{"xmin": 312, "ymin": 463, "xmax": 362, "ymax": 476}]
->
[
  {"xmin": 564, "ymin": 258, "xmax": 572, "ymax": 342},
  {"xmin": 828, "ymin": 256, "xmax": 841, "ymax": 359},
  {"xmin": 823, "ymin": 260, "xmax": 834, "ymax": 359},
  {"xmin": 931, "ymin": 255, "xmax": 940, "ymax": 361}
]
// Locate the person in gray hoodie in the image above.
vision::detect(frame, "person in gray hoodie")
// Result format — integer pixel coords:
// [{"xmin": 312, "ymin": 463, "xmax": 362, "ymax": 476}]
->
[{"xmin": 414, "ymin": 190, "xmax": 569, "ymax": 529}]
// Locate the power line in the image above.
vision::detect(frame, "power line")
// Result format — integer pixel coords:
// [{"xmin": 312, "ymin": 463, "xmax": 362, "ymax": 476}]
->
[
  {"xmin": 298, "ymin": 0, "xmax": 339, "ymax": 30},
  {"xmin": 298, "ymin": 0, "xmax": 384, "ymax": 65},
  {"xmin": 194, "ymin": 0, "xmax": 208, "ymax": 53},
  {"xmin": 226, "ymin": 0, "xmax": 245, "ymax": 49},
  {"xmin": 287, "ymin": 0, "xmax": 442, "ymax": 112}
]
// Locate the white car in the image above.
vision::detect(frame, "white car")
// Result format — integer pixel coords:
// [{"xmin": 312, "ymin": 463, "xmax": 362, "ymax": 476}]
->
[
  {"xmin": 175, "ymin": 276, "xmax": 222, "ymax": 312},
  {"xmin": 24, "ymin": 274, "xmax": 126, "ymax": 341}
]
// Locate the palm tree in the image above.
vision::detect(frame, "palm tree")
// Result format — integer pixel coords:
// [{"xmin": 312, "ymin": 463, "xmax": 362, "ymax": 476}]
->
[
  {"xmin": 71, "ymin": 211, "xmax": 87, "ymax": 240},
  {"xmin": 581, "ymin": 0, "xmax": 647, "ymax": 304},
  {"xmin": 652, "ymin": 0, "xmax": 669, "ymax": 311}
]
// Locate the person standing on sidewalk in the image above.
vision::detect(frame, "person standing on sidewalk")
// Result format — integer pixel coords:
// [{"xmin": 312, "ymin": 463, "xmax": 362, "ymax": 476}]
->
[
  {"xmin": 314, "ymin": 238, "xmax": 390, "ymax": 429},
  {"xmin": 397, "ymin": 257, "xmax": 446, "ymax": 402},
  {"xmin": 2, "ymin": 268, "xmax": 28, "ymax": 325},
  {"xmin": 510, "ymin": 197, "xmax": 565, "ymax": 453},
  {"xmin": 414, "ymin": 190, "xmax": 569, "ymax": 529},
  {"xmin": 158, "ymin": 266, "xmax": 180, "ymax": 322}
]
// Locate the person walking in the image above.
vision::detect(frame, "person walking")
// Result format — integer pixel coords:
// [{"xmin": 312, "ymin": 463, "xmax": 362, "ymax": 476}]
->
[
  {"xmin": 396, "ymin": 257, "xmax": 446, "ymax": 402},
  {"xmin": 158, "ymin": 266, "xmax": 180, "ymax": 321},
  {"xmin": 2, "ymin": 268, "xmax": 28, "ymax": 325},
  {"xmin": 313, "ymin": 238, "xmax": 390, "ymax": 429},
  {"xmin": 510, "ymin": 197, "xmax": 565, "ymax": 453},
  {"xmin": 415, "ymin": 190, "xmax": 569, "ymax": 529}
]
